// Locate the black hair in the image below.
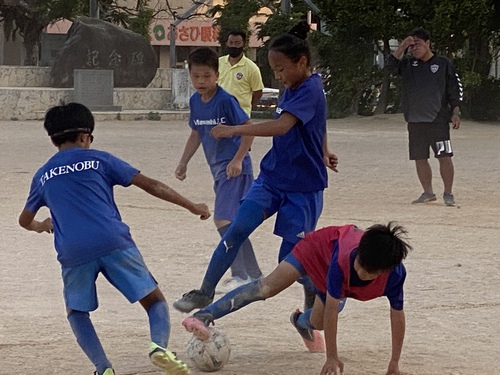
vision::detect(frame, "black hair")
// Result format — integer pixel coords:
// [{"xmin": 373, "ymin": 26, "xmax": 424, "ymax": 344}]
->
[
  {"xmin": 357, "ymin": 222, "xmax": 412, "ymax": 273},
  {"xmin": 44, "ymin": 102, "xmax": 95, "ymax": 146},
  {"xmin": 228, "ymin": 30, "xmax": 247, "ymax": 42},
  {"xmin": 187, "ymin": 47, "xmax": 219, "ymax": 72},
  {"xmin": 269, "ymin": 20, "xmax": 311, "ymax": 64},
  {"xmin": 409, "ymin": 27, "xmax": 431, "ymax": 41}
]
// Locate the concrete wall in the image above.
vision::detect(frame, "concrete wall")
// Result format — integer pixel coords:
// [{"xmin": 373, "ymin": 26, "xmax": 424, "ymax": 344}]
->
[
  {"xmin": 0, "ymin": 66, "xmax": 173, "ymax": 88},
  {"xmin": 0, "ymin": 66, "xmax": 185, "ymax": 120}
]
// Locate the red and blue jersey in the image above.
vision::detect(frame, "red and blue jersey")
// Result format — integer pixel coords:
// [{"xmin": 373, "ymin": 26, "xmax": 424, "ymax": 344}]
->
[{"xmin": 292, "ymin": 225, "xmax": 406, "ymax": 310}]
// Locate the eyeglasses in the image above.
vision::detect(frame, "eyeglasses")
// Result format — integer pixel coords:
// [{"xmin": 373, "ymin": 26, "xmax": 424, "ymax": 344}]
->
[{"xmin": 85, "ymin": 133, "xmax": 94, "ymax": 144}]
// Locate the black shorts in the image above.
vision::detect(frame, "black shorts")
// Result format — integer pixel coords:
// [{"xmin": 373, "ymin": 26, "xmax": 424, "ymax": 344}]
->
[{"xmin": 407, "ymin": 121, "xmax": 453, "ymax": 160}]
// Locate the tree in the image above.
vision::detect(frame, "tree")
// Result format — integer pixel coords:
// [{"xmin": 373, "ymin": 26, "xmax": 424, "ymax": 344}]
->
[
  {"xmin": 0, "ymin": 0, "xmax": 47, "ymax": 65},
  {"xmin": 0, "ymin": 0, "xmax": 175, "ymax": 65},
  {"xmin": 310, "ymin": 0, "xmax": 499, "ymax": 119},
  {"xmin": 208, "ymin": 0, "xmax": 261, "ymax": 51}
]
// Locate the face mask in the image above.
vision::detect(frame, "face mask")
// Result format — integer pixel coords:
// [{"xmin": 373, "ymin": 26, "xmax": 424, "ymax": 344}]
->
[{"xmin": 227, "ymin": 47, "xmax": 244, "ymax": 58}]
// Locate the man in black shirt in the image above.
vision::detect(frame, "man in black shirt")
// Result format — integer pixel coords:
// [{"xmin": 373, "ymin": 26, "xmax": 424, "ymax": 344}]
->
[{"xmin": 385, "ymin": 28, "xmax": 462, "ymax": 206}]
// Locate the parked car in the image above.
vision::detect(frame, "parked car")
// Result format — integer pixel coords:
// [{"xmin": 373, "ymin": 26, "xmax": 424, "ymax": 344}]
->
[{"xmin": 256, "ymin": 87, "xmax": 279, "ymax": 110}]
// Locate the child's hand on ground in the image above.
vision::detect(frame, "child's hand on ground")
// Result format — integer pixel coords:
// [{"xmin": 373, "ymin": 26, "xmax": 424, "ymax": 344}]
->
[
  {"xmin": 211, "ymin": 125, "xmax": 234, "ymax": 140},
  {"xmin": 320, "ymin": 357, "xmax": 344, "ymax": 375},
  {"xmin": 385, "ymin": 360, "xmax": 411, "ymax": 375}
]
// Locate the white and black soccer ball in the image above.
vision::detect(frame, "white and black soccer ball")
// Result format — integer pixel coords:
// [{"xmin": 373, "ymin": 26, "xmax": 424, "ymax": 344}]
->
[{"xmin": 186, "ymin": 327, "xmax": 231, "ymax": 372}]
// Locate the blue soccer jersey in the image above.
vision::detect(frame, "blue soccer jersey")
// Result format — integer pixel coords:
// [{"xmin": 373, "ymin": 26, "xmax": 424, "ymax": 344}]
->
[
  {"xmin": 258, "ymin": 73, "xmax": 328, "ymax": 192},
  {"xmin": 189, "ymin": 85, "xmax": 252, "ymax": 181},
  {"xmin": 25, "ymin": 148, "xmax": 139, "ymax": 267}
]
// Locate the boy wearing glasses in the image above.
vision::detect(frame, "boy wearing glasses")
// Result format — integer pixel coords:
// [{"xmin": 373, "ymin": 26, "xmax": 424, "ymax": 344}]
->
[{"xmin": 18, "ymin": 102, "xmax": 211, "ymax": 375}]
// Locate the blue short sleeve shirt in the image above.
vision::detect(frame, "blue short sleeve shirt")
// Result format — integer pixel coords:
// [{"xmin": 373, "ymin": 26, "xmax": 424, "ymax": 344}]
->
[
  {"xmin": 25, "ymin": 148, "xmax": 139, "ymax": 267},
  {"xmin": 258, "ymin": 74, "xmax": 328, "ymax": 192},
  {"xmin": 189, "ymin": 85, "xmax": 252, "ymax": 181}
]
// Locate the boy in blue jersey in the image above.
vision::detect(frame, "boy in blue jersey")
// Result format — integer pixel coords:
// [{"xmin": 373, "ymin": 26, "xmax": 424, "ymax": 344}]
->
[
  {"xmin": 175, "ymin": 47, "xmax": 263, "ymax": 293},
  {"xmin": 18, "ymin": 102, "xmax": 211, "ymax": 375},
  {"xmin": 182, "ymin": 223, "xmax": 412, "ymax": 375},
  {"xmin": 173, "ymin": 22, "xmax": 339, "ymax": 348}
]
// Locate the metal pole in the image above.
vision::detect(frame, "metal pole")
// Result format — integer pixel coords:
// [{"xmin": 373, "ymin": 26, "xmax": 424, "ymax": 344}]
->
[
  {"xmin": 89, "ymin": 0, "xmax": 99, "ymax": 18},
  {"xmin": 281, "ymin": 0, "xmax": 291, "ymax": 15},
  {"xmin": 169, "ymin": 1, "xmax": 210, "ymax": 68},
  {"xmin": 169, "ymin": 24, "xmax": 177, "ymax": 68}
]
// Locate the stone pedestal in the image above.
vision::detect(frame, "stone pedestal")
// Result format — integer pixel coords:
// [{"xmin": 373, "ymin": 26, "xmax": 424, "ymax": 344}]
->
[
  {"xmin": 170, "ymin": 68, "xmax": 195, "ymax": 109},
  {"xmin": 73, "ymin": 69, "xmax": 122, "ymax": 111}
]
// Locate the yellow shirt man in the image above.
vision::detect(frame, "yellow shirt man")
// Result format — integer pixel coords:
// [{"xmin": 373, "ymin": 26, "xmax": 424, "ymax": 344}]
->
[{"xmin": 218, "ymin": 31, "xmax": 264, "ymax": 116}]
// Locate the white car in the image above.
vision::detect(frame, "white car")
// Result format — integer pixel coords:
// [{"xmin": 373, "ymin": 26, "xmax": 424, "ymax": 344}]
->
[{"xmin": 256, "ymin": 87, "xmax": 279, "ymax": 109}]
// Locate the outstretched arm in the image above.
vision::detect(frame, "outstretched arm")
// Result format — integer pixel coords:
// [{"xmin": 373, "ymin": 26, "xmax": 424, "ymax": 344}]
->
[
  {"xmin": 320, "ymin": 293, "xmax": 344, "ymax": 375},
  {"xmin": 386, "ymin": 308, "xmax": 409, "ymax": 375},
  {"xmin": 131, "ymin": 173, "xmax": 211, "ymax": 220},
  {"xmin": 18, "ymin": 209, "xmax": 53, "ymax": 233},
  {"xmin": 175, "ymin": 130, "xmax": 201, "ymax": 181},
  {"xmin": 211, "ymin": 112, "xmax": 297, "ymax": 139}
]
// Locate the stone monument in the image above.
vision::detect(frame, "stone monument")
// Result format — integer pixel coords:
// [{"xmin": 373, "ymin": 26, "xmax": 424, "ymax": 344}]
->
[
  {"xmin": 51, "ymin": 17, "xmax": 158, "ymax": 88},
  {"xmin": 73, "ymin": 69, "xmax": 122, "ymax": 111}
]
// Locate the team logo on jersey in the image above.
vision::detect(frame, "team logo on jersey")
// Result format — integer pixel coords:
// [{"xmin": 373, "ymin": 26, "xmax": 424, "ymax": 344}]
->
[
  {"xmin": 430, "ymin": 64, "xmax": 439, "ymax": 73},
  {"xmin": 296, "ymin": 231, "xmax": 305, "ymax": 238},
  {"xmin": 193, "ymin": 117, "xmax": 226, "ymax": 126},
  {"xmin": 412, "ymin": 60, "xmax": 419, "ymax": 67},
  {"xmin": 236, "ymin": 72, "xmax": 243, "ymax": 80}
]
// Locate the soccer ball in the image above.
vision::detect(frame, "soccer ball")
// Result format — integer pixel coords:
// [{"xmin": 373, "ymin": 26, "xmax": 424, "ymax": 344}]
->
[{"xmin": 186, "ymin": 327, "xmax": 231, "ymax": 372}]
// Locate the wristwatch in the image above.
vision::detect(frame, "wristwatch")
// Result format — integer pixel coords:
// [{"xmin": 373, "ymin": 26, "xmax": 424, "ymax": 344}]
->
[{"xmin": 453, "ymin": 110, "xmax": 461, "ymax": 117}]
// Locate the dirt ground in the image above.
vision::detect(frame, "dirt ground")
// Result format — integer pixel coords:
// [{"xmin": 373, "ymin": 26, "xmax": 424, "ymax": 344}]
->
[{"xmin": 1, "ymin": 114, "xmax": 499, "ymax": 375}]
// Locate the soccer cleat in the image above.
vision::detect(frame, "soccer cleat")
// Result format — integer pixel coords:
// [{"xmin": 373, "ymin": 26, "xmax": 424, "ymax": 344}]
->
[
  {"xmin": 411, "ymin": 192, "xmax": 437, "ymax": 204},
  {"xmin": 215, "ymin": 276, "xmax": 250, "ymax": 294},
  {"xmin": 94, "ymin": 369, "xmax": 115, "ymax": 375},
  {"xmin": 149, "ymin": 342, "xmax": 190, "ymax": 375},
  {"xmin": 290, "ymin": 309, "xmax": 325, "ymax": 353},
  {"xmin": 443, "ymin": 192, "xmax": 455, "ymax": 206},
  {"xmin": 182, "ymin": 315, "xmax": 212, "ymax": 341},
  {"xmin": 173, "ymin": 290, "xmax": 213, "ymax": 313}
]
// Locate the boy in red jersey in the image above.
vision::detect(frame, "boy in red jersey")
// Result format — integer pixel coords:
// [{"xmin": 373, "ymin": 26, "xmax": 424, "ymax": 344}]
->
[{"xmin": 182, "ymin": 222, "xmax": 411, "ymax": 375}]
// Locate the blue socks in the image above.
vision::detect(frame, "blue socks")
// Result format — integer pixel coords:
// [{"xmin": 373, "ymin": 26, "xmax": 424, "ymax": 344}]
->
[
  {"xmin": 296, "ymin": 308, "xmax": 315, "ymax": 330},
  {"xmin": 67, "ymin": 310, "xmax": 112, "ymax": 375},
  {"xmin": 68, "ymin": 301, "xmax": 170, "ymax": 374},
  {"xmin": 199, "ymin": 280, "xmax": 264, "ymax": 320},
  {"xmin": 147, "ymin": 300, "xmax": 170, "ymax": 349},
  {"xmin": 201, "ymin": 200, "xmax": 265, "ymax": 296}
]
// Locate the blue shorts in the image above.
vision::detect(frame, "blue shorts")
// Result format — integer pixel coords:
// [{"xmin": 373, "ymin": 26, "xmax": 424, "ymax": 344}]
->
[
  {"xmin": 61, "ymin": 246, "xmax": 157, "ymax": 312},
  {"xmin": 213, "ymin": 174, "xmax": 253, "ymax": 221},
  {"xmin": 244, "ymin": 176, "xmax": 323, "ymax": 243},
  {"xmin": 284, "ymin": 252, "xmax": 323, "ymax": 301}
]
